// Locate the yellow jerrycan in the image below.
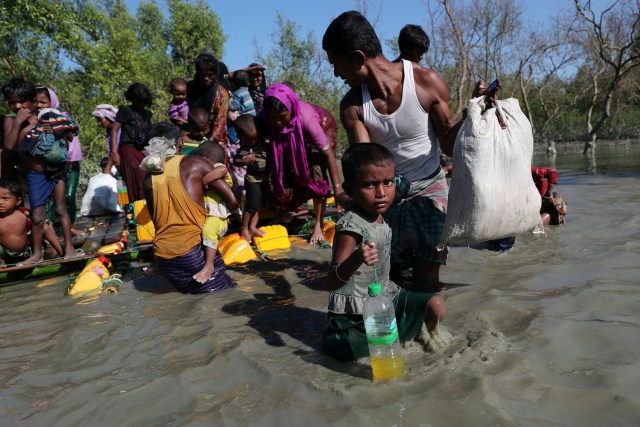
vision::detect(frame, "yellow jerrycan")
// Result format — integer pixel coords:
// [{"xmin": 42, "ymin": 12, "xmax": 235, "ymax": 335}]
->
[
  {"xmin": 252, "ymin": 225, "xmax": 291, "ymax": 252},
  {"xmin": 67, "ymin": 256, "xmax": 112, "ymax": 297},
  {"xmin": 219, "ymin": 233, "xmax": 257, "ymax": 265},
  {"xmin": 133, "ymin": 200, "xmax": 155, "ymax": 243}
]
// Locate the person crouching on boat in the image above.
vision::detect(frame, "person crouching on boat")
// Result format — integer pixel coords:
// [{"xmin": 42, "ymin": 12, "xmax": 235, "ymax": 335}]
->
[
  {"xmin": 143, "ymin": 137, "xmax": 236, "ymax": 293},
  {"xmin": 0, "ymin": 178, "xmax": 63, "ymax": 267}
]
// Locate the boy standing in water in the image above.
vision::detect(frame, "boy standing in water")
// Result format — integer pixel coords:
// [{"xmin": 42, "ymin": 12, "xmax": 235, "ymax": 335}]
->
[{"xmin": 322, "ymin": 143, "xmax": 447, "ymax": 361}]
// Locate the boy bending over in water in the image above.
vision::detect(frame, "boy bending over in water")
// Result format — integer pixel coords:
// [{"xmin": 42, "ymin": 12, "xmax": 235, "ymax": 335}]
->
[
  {"xmin": 322, "ymin": 143, "xmax": 447, "ymax": 361},
  {"xmin": 192, "ymin": 141, "xmax": 238, "ymax": 283},
  {"xmin": 0, "ymin": 178, "xmax": 63, "ymax": 267}
]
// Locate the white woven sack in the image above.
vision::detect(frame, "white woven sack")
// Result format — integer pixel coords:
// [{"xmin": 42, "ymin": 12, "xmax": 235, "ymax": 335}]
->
[
  {"xmin": 440, "ymin": 97, "xmax": 541, "ymax": 245},
  {"xmin": 80, "ymin": 173, "xmax": 123, "ymax": 216}
]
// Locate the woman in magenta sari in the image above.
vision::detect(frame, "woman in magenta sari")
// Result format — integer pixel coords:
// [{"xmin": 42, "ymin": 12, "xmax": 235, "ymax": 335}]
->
[{"xmin": 259, "ymin": 83, "xmax": 347, "ymax": 244}]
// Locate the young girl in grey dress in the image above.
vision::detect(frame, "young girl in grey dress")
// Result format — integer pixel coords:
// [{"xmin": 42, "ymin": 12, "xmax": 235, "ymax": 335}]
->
[{"xmin": 322, "ymin": 143, "xmax": 447, "ymax": 361}]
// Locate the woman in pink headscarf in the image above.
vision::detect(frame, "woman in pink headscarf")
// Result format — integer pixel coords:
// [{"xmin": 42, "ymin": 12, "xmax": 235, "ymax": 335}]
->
[{"xmin": 258, "ymin": 83, "xmax": 347, "ymax": 244}]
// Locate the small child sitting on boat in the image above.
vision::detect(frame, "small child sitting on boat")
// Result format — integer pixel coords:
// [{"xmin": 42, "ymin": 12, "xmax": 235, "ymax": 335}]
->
[{"xmin": 0, "ymin": 178, "xmax": 63, "ymax": 267}]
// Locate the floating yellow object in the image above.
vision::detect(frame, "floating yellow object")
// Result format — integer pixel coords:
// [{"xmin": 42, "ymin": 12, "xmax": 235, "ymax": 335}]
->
[
  {"xmin": 252, "ymin": 225, "xmax": 291, "ymax": 252},
  {"xmin": 97, "ymin": 241, "xmax": 125, "ymax": 255},
  {"xmin": 67, "ymin": 256, "xmax": 122, "ymax": 297},
  {"xmin": 219, "ymin": 233, "xmax": 257, "ymax": 265},
  {"xmin": 133, "ymin": 200, "xmax": 155, "ymax": 242},
  {"xmin": 323, "ymin": 220, "xmax": 336, "ymax": 245},
  {"xmin": 218, "ymin": 233, "xmax": 241, "ymax": 254}
]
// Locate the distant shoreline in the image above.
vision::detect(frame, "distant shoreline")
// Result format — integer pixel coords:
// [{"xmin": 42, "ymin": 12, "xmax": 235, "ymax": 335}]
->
[{"xmin": 534, "ymin": 138, "xmax": 640, "ymax": 154}]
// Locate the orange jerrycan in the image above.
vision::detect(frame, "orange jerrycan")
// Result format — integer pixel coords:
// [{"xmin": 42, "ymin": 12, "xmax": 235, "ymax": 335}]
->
[
  {"xmin": 133, "ymin": 200, "xmax": 155, "ymax": 242},
  {"xmin": 219, "ymin": 233, "xmax": 256, "ymax": 265},
  {"xmin": 252, "ymin": 225, "xmax": 291, "ymax": 252}
]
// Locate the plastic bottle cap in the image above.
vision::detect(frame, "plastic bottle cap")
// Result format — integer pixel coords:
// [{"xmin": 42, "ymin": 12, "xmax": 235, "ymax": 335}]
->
[{"xmin": 368, "ymin": 282, "xmax": 382, "ymax": 297}]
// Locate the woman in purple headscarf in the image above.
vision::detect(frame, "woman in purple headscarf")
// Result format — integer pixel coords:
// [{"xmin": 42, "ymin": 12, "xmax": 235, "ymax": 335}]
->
[
  {"xmin": 258, "ymin": 83, "xmax": 347, "ymax": 244},
  {"xmin": 92, "ymin": 104, "xmax": 119, "ymax": 172}
]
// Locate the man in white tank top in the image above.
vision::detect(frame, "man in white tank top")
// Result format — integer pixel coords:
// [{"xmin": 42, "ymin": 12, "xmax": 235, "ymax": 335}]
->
[{"xmin": 322, "ymin": 12, "xmax": 475, "ymax": 300}]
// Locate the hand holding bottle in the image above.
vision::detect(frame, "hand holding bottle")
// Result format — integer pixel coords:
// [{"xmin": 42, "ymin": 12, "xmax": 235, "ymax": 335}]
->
[{"xmin": 360, "ymin": 240, "xmax": 378, "ymax": 266}]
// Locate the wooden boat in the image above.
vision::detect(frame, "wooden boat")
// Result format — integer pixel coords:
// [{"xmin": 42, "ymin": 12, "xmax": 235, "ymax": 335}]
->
[{"xmin": 0, "ymin": 212, "xmax": 152, "ymax": 287}]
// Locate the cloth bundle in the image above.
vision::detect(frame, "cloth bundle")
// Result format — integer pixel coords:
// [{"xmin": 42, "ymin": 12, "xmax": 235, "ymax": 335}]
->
[
  {"xmin": 22, "ymin": 108, "xmax": 79, "ymax": 166},
  {"xmin": 440, "ymin": 97, "xmax": 542, "ymax": 245}
]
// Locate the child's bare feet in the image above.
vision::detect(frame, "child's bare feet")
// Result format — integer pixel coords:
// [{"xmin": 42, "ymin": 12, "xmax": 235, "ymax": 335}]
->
[
  {"xmin": 240, "ymin": 227, "xmax": 252, "ymax": 242},
  {"xmin": 193, "ymin": 265, "xmax": 214, "ymax": 283},
  {"xmin": 64, "ymin": 248, "xmax": 82, "ymax": 258},
  {"xmin": 309, "ymin": 227, "xmax": 324, "ymax": 245},
  {"xmin": 18, "ymin": 254, "xmax": 44, "ymax": 265},
  {"xmin": 417, "ymin": 322, "xmax": 453, "ymax": 352},
  {"xmin": 249, "ymin": 226, "xmax": 265, "ymax": 238}
]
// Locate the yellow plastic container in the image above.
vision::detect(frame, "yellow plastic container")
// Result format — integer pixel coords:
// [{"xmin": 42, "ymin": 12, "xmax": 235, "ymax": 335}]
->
[
  {"xmin": 67, "ymin": 257, "xmax": 111, "ymax": 297},
  {"xmin": 97, "ymin": 241, "xmax": 125, "ymax": 255},
  {"xmin": 220, "ymin": 235, "xmax": 257, "ymax": 265},
  {"xmin": 134, "ymin": 200, "xmax": 155, "ymax": 242},
  {"xmin": 252, "ymin": 225, "xmax": 291, "ymax": 252},
  {"xmin": 323, "ymin": 220, "xmax": 336, "ymax": 245},
  {"xmin": 218, "ymin": 233, "xmax": 241, "ymax": 254}
]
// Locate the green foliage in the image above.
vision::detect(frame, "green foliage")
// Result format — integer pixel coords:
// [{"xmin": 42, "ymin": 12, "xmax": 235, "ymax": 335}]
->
[
  {"xmin": 0, "ymin": 0, "xmax": 226, "ymax": 191},
  {"xmin": 167, "ymin": 0, "xmax": 226, "ymax": 67}
]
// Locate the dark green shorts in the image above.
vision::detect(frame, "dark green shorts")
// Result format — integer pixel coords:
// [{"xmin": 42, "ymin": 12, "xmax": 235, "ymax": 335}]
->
[{"xmin": 322, "ymin": 289, "xmax": 436, "ymax": 361}]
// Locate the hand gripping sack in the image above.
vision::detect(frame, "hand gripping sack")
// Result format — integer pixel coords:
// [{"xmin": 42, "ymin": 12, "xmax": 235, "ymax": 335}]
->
[{"xmin": 440, "ymin": 97, "xmax": 541, "ymax": 245}]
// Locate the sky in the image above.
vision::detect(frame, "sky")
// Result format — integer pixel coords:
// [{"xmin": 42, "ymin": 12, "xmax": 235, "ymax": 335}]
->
[{"xmin": 124, "ymin": 0, "xmax": 568, "ymax": 72}]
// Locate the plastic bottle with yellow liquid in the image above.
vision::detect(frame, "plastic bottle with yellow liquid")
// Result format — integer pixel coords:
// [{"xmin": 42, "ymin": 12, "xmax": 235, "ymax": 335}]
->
[
  {"xmin": 362, "ymin": 282, "xmax": 405, "ymax": 381},
  {"xmin": 117, "ymin": 178, "xmax": 130, "ymax": 207}
]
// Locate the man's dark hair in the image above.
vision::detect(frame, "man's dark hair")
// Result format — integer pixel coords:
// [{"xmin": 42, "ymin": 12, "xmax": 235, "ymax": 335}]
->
[
  {"xmin": 147, "ymin": 122, "xmax": 181, "ymax": 143},
  {"xmin": 232, "ymin": 70, "xmax": 250, "ymax": 88},
  {"xmin": 232, "ymin": 114, "xmax": 257, "ymax": 138},
  {"xmin": 322, "ymin": 11, "xmax": 382, "ymax": 58},
  {"xmin": 195, "ymin": 140, "xmax": 226, "ymax": 164},
  {"xmin": 0, "ymin": 177, "xmax": 23, "ymax": 199},
  {"xmin": 341, "ymin": 143, "xmax": 395, "ymax": 184},
  {"xmin": 398, "ymin": 24, "xmax": 430, "ymax": 56},
  {"xmin": 1, "ymin": 77, "xmax": 36, "ymax": 102},
  {"xmin": 187, "ymin": 107, "xmax": 210, "ymax": 129},
  {"xmin": 125, "ymin": 82, "xmax": 153, "ymax": 106}
]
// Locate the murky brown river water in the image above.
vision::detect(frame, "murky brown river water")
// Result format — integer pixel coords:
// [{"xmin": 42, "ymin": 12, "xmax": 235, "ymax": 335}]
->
[{"xmin": 1, "ymin": 142, "xmax": 639, "ymax": 426}]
